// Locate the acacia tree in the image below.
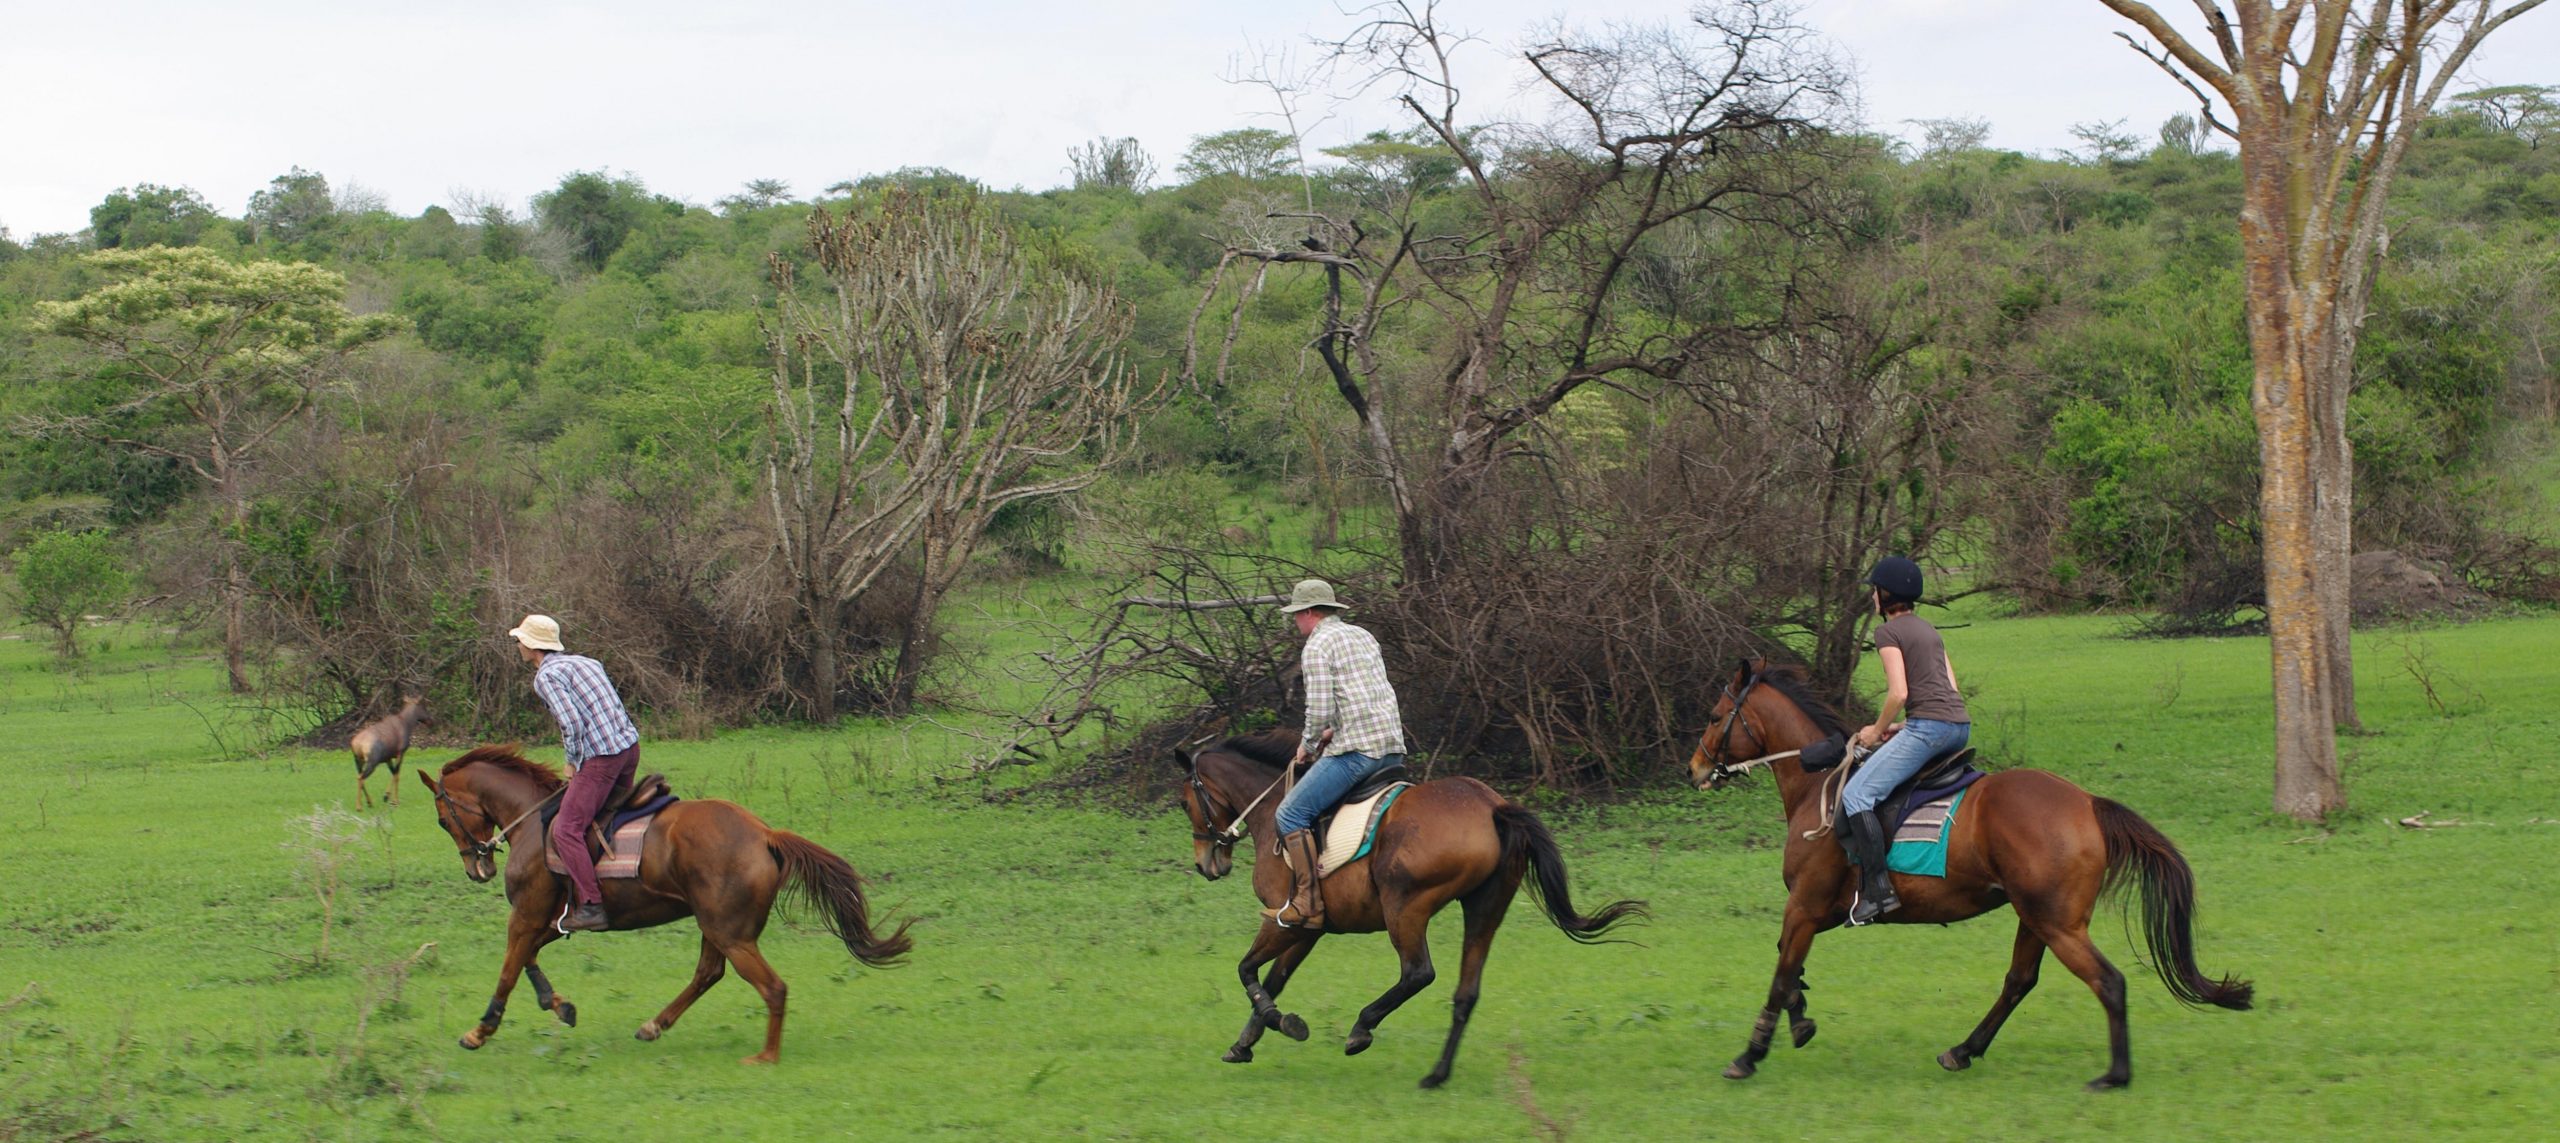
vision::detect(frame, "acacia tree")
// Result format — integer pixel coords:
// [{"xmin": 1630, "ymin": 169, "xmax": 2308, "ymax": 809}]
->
[
  {"xmin": 2100, "ymin": 0, "xmax": 2549, "ymax": 820},
  {"xmin": 767, "ymin": 190, "xmax": 1151, "ymax": 719},
  {"xmin": 30, "ymin": 248, "xmax": 402, "ymax": 691}
]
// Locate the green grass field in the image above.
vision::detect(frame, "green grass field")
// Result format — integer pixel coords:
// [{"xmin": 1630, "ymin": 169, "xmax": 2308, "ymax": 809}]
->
[{"xmin": 3, "ymin": 603, "xmax": 2557, "ymax": 1141}]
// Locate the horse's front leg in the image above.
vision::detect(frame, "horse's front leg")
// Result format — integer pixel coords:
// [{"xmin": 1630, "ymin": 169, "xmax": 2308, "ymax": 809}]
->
[
  {"xmin": 525, "ymin": 961, "xmax": 576, "ymax": 1027},
  {"xmin": 459, "ymin": 913, "xmax": 554, "ymax": 1050},
  {"xmin": 1225, "ymin": 924, "xmax": 1318, "ymax": 1063},
  {"xmin": 1727, "ymin": 898, "xmax": 1826, "ymax": 1080}
]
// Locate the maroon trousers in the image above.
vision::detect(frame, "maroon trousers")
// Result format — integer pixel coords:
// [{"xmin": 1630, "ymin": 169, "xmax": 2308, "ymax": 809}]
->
[{"xmin": 551, "ymin": 743, "xmax": 638, "ymax": 905}]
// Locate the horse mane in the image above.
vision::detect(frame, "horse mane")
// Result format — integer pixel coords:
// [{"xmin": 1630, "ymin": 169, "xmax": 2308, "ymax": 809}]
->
[
  {"xmin": 1216, "ymin": 728, "xmax": 1302, "ymax": 768},
  {"xmin": 441, "ymin": 743, "xmax": 564, "ymax": 791},
  {"xmin": 1757, "ymin": 664, "xmax": 1853, "ymax": 739}
]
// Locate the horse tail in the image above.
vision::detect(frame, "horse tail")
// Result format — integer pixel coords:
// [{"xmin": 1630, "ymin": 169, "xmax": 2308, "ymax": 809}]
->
[
  {"xmin": 767, "ymin": 831, "xmax": 914, "ymax": 969},
  {"xmin": 1492, "ymin": 804, "xmax": 1647, "ymax": 944},
  {"xmin": 2093, "ymin": 797, "xmax": 2253, "ymax": 1010}
]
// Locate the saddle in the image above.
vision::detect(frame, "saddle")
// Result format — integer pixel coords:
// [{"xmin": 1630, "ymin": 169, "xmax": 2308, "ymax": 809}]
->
[
  {"xmin": 1804, "ymin": 736, "xmax": 1982, "ymax": 839},
  {"xmin": 541, "ymin": 771, "xmax": 678, "ymax": 867}
]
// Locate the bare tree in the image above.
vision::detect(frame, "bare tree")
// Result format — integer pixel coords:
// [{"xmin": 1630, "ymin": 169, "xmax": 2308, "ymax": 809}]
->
[
  {"xmin": 1068, "ymin": 137, "xmax": 1157, "ymax": 192},
  {"xmin": 766, "ymin": 190, "xmax": 1154, "ymax": 718},
  {"xmin": 1189, "ymin": 0, "xmax": 1852, "ymax": 578},
  {"xmin": 2102, "ymin": 0, "xmax": 2551, "ymax": 821}
]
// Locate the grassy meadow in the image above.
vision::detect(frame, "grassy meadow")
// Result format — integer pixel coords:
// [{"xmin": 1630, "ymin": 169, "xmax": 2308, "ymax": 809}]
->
[{"xmin": 3, "ymin": 601, "xmax": 2557, "ymax": 1141}]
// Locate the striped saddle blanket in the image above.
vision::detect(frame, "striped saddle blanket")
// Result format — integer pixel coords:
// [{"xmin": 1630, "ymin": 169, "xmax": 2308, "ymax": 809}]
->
[{"xmin": 544, "ymin": 798, "xmax": 673, "ymax": 880}]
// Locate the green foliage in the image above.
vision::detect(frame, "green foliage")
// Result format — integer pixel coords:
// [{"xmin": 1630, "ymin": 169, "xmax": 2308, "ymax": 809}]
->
[
  {"xmin": 247, "ymin": 167, "xmax": 337, "ymax": 248},
  {"xmin": 10, "ymin": 527, "xmax": 127, "ymax": 660},
  {"xmin": 533, "ymin": 170, "xmax": 651, "ymax": 271},
  {"xmin": 1178, "ymin": 127, "xmax": 1299, "ymax": 182},
  {"xmin": 89, "ymin": 183, "xmax": 219, "ymax": 249}
]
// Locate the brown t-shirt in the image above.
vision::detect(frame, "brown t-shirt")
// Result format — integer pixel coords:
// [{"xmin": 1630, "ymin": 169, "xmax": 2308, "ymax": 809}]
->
[{"xmin": 1875, "ymin": 612, "xmax": 1967, "ymax": 723}]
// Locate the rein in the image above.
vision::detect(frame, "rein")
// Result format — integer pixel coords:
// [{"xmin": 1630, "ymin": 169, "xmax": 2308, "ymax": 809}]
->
[{"xmin": 1188, "ymin": 729, "xmax": 1332, "ymax": 851}]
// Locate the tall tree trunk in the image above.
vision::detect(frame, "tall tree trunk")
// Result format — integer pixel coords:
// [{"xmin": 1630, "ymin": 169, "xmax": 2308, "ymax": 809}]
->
[
  {"xmin": 888, "ymin": 537, "xmax": 946, "ymax": 715},
  {"xmin": 2311, "ymin": 344, "xmax": 2361, "ymax": 734},
  {"xmin": 2250, "ymin": 297, "xmax": 2347, "ymax": 821}
]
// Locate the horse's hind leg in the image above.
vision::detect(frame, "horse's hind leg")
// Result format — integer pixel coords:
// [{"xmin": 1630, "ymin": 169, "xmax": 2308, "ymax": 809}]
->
[
  {"xmin": 715, "ymin": 938, "xmax": 789, "ymax": 1065},
  {"xmin": 1346, "ymin": 893, "xmax": 1440, "ymax": 1057},
  {"xmin": 1727, "ymin": 900, "xmax": 1823, "ymax": 1080},
  {"xmin": 1420, "ymin": 875, "xmax": 1514, "ymax": 1089},
  {"xmin": 637, "ymin": 935, "xmax": 726, "ymax": 1043},
  {"xmin": 1225, "ymin": 926, "xmax": 1318, "ymax": 1063},
  {"xmin": 2039, "ymin": 922, "xmax": 2131, "ymax": 1091},
  {"xmin": 1941, "ymin": 920, "xmax": 2045, "ymax": 1072}
]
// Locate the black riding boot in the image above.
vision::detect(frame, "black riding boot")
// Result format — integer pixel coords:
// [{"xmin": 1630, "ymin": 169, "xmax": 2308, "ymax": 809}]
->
[{"xmin": 1843, "ymin": 810, "xmax": 1900, "ymax": 925}]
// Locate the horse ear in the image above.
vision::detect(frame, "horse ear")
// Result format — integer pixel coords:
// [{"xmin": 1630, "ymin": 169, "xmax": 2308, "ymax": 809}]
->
[
  {"xmin": 1731, "ymin": 658, "xmax": 1754, "ymax": 688},
  {"xmin": 1171, "ymin": 746, "xmax": 1195, "ymax": 772},
  {"xmin": 417, "ymin": 771, "xmax": 439, "ymax": 793}
]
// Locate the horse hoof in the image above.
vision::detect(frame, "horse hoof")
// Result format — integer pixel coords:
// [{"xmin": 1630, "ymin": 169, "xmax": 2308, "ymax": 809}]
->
[
  {"xmin": 2085, "ymin": 1075, "xmax": 2128, "ymax": 1093},
  {"xmin": 1722, "ymin": 1060, "xmax": 1756, "ymax": 1080},
  {"xmin": 1939, "ymin": 1048, "xmax": 1971, "ymax": 1072},
  {"xmin": 553, "ymin": 1001, "xmax": 578, "ymax": 1028},
  {"xmin": 635, "ymin": 1022, "xmax": 661, "ymax": 1042},
  {"xmin": 1222, "ymin": 1046, "xmax": 1253, "ymax": 1064},
  {"xmin": 1419, "ymin": 1071, "xmax": 1448, "ymax": 1090},
  {"xmin": 1277, "ymin": 1013, "xmax": 1309, "ymax": 1042},
  {"xmin": 457, "ymin": 1031, "xmax": 487, "ymax": 1051},
  {"xmin": 1790, "ymin": 1020, "xmax": 1817, "ymax": 1049},
  {"xmin": 740, "ymin": 1052, "xmax": 778, "ymax": 1066},
  {"xmin": 1346, "ymin": 1030, "xmax": 1373, "ymax": 1056}
]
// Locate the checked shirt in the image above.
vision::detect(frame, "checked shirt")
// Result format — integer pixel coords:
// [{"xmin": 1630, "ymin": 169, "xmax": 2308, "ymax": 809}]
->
[
  {"xmin": 1300, "ymin": 615, "xmax": 1405, "ymax": 758},
  {"xmin": 531, "ymin": 653, "xmax": 639, "ymax": 771}
]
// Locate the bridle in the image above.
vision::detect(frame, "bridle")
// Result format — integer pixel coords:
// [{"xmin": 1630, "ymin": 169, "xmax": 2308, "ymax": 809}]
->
[
  {"xmin": 1700, "ymin": 671, "xmax": 1803, "ymax": 786},
  {"xmin": 1186, "ymin": 761, "xmax": 1286, "ymax": 854},
  {"xmin": 431, "ymin": 774, "xmax": 562, "ymax": 863}
]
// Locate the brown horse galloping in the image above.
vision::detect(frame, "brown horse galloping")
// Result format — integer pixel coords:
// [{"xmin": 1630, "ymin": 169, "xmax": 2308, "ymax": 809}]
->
[
  {"xmin": 1176, "ymin": 731, "xmax": 1646, "ymax": 1088},
  {"xmin": 419, "ymin": 746, "xmax": 912, "ymax": 1064},
  {"xmin": 1688, "ymin": 661, "xmax": 2251, "ymax": 1090}
]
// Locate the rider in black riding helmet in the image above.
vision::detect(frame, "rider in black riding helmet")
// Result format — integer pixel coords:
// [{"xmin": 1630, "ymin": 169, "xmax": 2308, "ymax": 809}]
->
[{"xmin": 1840, "ymin": 556, "xmax": 1969, "ymax": 925}]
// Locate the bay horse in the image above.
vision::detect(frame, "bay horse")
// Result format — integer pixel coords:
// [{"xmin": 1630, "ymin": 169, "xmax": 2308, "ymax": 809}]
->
[
  {"xmin": 418, "ymin": 745, "xmax": 912, "ymax": 1064},
  {"xmin": 1688, "ymin": 660, "xmax": 2252, "ymax": 1090},
  {"xmin": 1175, "ymin": 730, "xmax": 1646, "ymax": 1087},
  {"xmin": 350, "ymin": 695, "xmax": 425, "ymax": 809}
]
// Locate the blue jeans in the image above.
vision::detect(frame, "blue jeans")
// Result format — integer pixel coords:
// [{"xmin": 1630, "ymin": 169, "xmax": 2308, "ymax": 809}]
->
[
  {"xmin": 1276, "ymin": 751, "xmax": 1403, "ymax": 835},
  {"xmin": 1841, "ymin": 719, "xmax": 1969, "ymax": 816}
]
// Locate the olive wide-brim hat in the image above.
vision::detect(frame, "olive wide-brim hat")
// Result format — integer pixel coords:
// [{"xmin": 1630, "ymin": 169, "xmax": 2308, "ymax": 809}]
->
[{"xmin": 1279, "ymin": 578, "xmax": 1346, "ymax": 613}]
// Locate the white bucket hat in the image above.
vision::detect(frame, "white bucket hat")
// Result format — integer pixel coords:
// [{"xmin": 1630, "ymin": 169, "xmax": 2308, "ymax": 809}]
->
[
  {"xmin": 1279, "ymin": 578, "xmax": 1345, "ymax": 614},
  {"xmin": 507, "ymin": 614, "xmax": 565, "ymax": 651}
]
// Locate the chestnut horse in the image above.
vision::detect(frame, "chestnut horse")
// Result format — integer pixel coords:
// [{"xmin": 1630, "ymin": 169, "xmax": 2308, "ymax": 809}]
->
[
  {"xmin": 419, "ymin": 746, "xmax": 912, "ymax": 1064},
  {"xmin": 1176, "ymin": 730, "xmax": 1646, "ymax": 1088},
  {"xmin": 1688, "ymin": 661, "xmax": 2251, "ymax": 1090}
]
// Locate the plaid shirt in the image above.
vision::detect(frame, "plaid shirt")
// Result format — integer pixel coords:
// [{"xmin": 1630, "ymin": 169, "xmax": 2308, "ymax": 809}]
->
[
  {"xmin": 531, "ymin": 652, "xmax": 639, "ymax": 771},
  {"xmin": 1300, "ymin": 616, "xmax": 1405, "ymax": 758}
]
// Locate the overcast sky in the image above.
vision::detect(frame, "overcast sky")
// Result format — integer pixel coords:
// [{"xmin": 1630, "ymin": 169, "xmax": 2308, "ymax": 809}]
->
[{"xmin": 4, "ymin": 1, "xmax": 2555, "ymax": 237}]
